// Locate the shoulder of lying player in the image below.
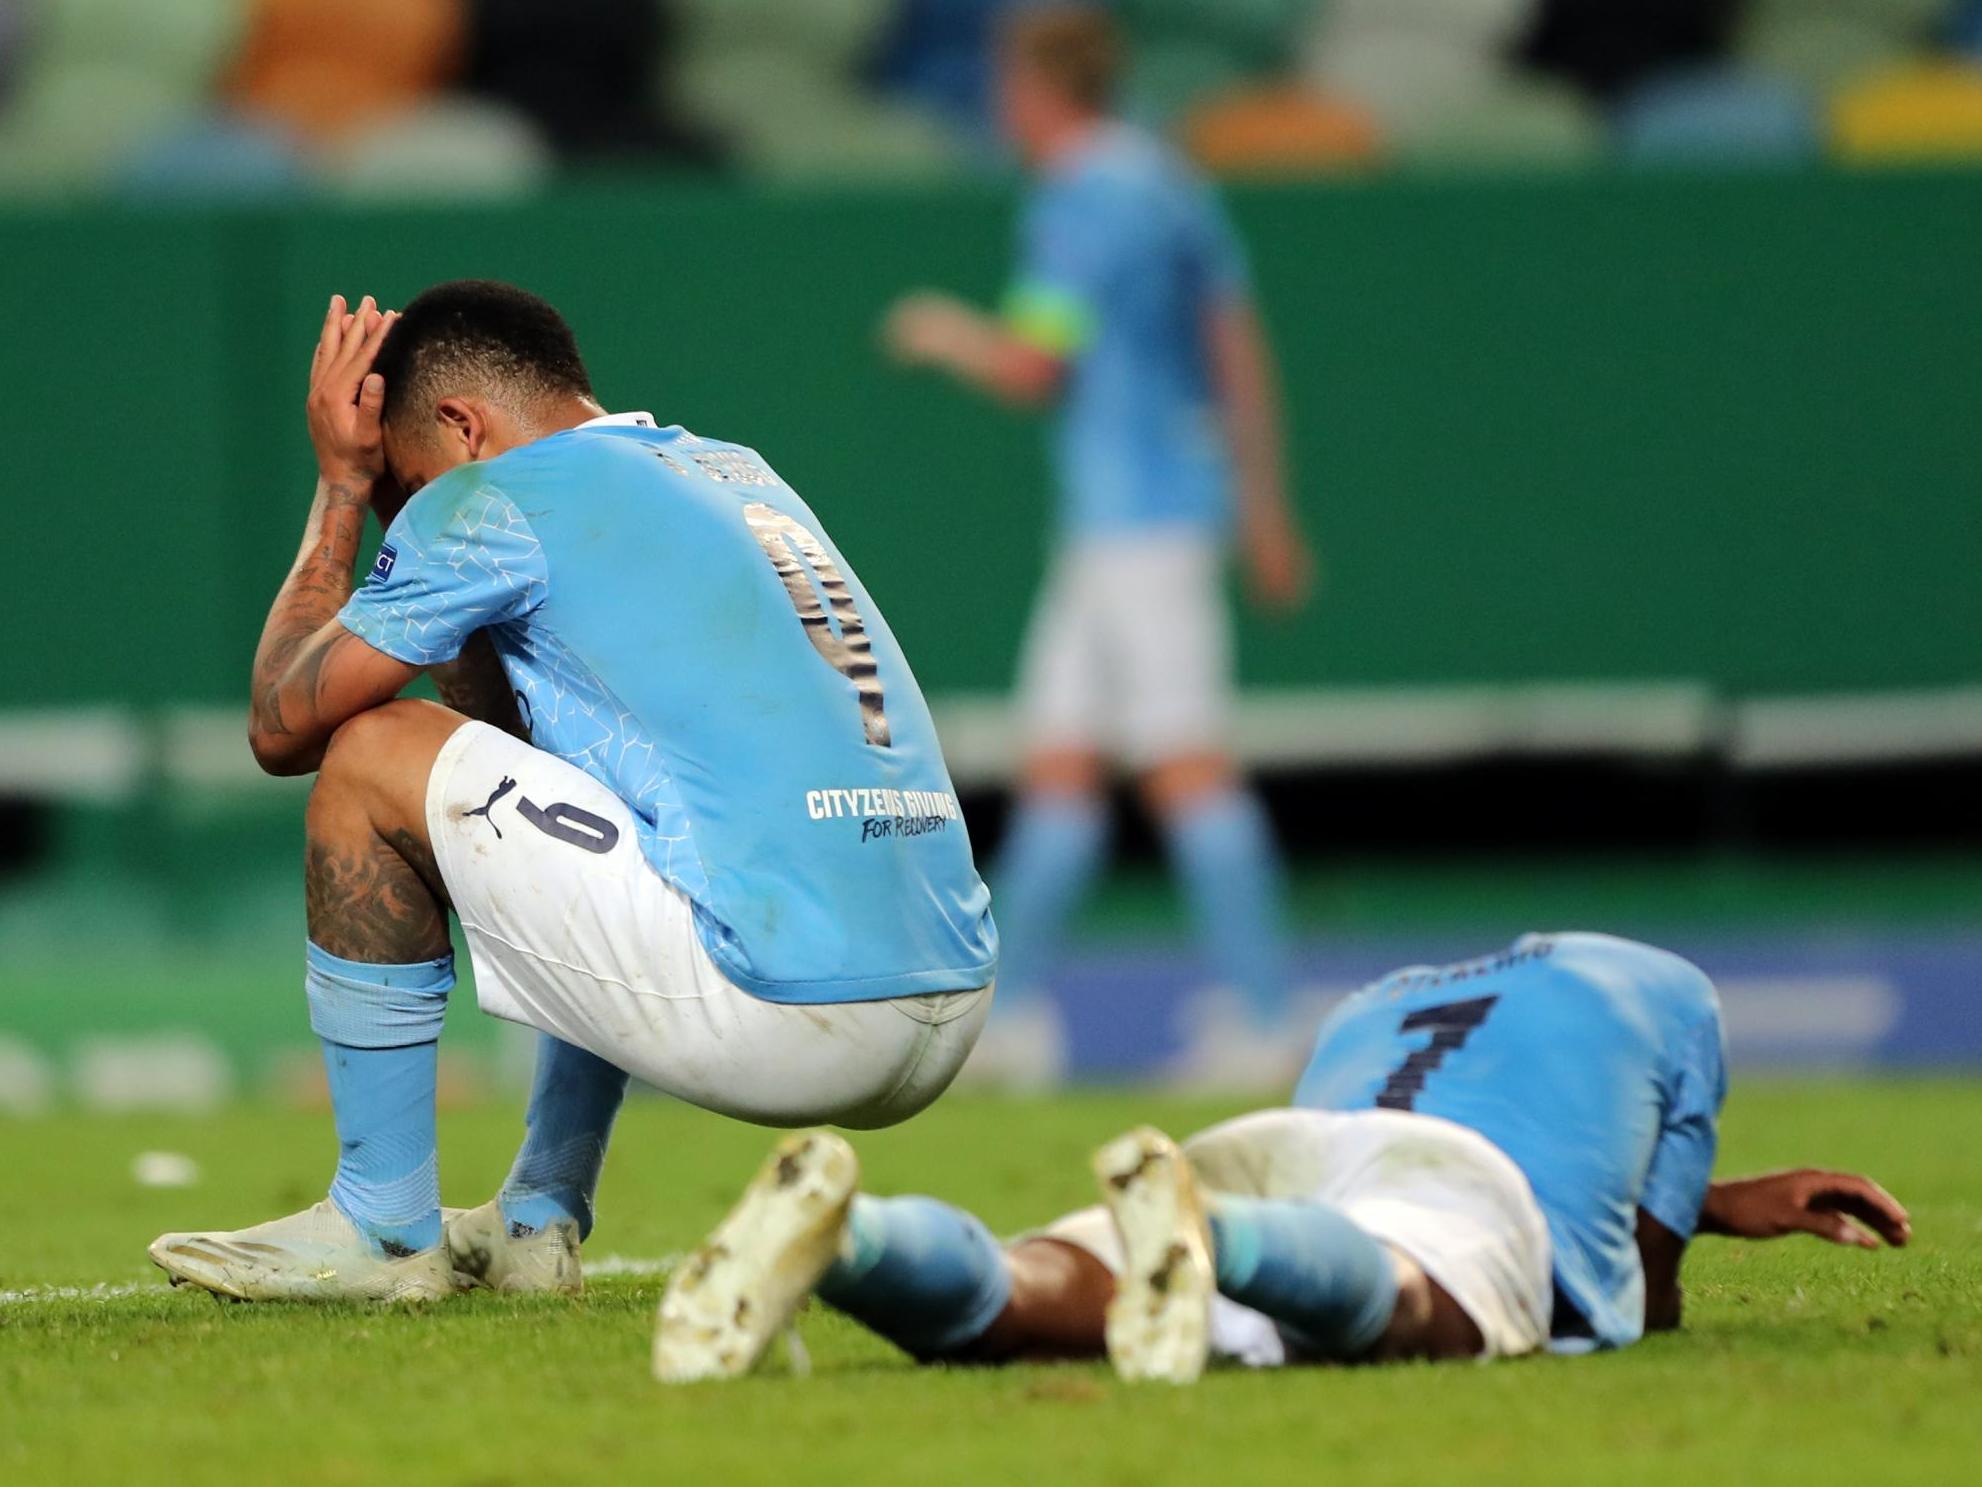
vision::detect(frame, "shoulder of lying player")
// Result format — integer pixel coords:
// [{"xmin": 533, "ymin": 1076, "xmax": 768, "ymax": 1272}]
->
[{"xmin": 1527, "ymin": 932, "xmax": 1722, "ymax": 1016}]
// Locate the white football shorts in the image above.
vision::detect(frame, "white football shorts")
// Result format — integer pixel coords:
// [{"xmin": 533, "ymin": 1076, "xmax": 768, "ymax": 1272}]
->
[
  {"xmin": 1015, "ymin": 531, "xmax": 1232, "ymax": 768},
  {"xmin": 1039, "ymin": 1107, "xmax": 1554, "ymax": 1363},
  {"xmin": 425, "ymin": 721, "xmax": 991, "ymax": 1129}
]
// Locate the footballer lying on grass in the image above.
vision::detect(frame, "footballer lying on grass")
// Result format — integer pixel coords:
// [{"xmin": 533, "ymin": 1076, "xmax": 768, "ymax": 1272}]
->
[
  {"xmin": 148, "ymin": 283, "xmax": 997, "ymax": 1302},
  {"xmin": 648, "ymin": 933, "xmax": 1908, "ymax": 1382}
]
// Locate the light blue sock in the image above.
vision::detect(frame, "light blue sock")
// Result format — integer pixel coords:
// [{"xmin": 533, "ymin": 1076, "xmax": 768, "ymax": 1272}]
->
[
  {"xmin": 1209, "ymin": 1196, "xmax": 1397, "ymax": 1360},
  {"xmin": 815, "ymin": 1195, "xmax": 1013, "ymax": 1358},
  {"xmin": 304, "ymin": 942, "xmax": 454, "ymax": 1256},
  {"xmin": 1161, "ymin": 788, "xmax": 1290, "ymax": 1026},
  {"xmin": 990, "ymin": 794, "xmax": 1109, "ymax": 1000},
  {"xmin": 498, "ymin": 1034, "xmax": 630, "ymax": 1239}
]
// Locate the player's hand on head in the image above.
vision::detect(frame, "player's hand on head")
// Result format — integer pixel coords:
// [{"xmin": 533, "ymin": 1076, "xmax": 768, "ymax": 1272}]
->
[{"xmin": 306, "ymin": 293, "xmax": 399, "ymax": 489}]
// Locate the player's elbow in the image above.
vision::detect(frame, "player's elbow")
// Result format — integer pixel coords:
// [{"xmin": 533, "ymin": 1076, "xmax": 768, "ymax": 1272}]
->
[{"xmin": 248, "ymin": 722, "xmax": 322, "ymax": 778}]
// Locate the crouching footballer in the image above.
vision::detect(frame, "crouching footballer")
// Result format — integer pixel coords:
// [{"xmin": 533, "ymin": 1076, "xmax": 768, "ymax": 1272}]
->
[
  {"xmin": 652, "ymin": 933, "xmax": 1908, "ymax": 1381},
  {"xmin": 149, "ymin": 282, "xmax": 997, "ymax": 1302}
]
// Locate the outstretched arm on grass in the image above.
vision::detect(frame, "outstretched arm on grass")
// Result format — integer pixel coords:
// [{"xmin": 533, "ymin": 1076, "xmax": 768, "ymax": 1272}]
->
[{"xmin": 1639, "ymin": 1169, "xmax": 1911, "ymax": 1332}]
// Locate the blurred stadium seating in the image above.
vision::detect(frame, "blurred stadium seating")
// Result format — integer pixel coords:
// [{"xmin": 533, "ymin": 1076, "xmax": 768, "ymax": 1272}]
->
[
  {"xmin": 222, "ymin": 0, "xmax": 464, "ymax": 149},
  {"xmin": 1614, "ymin": 66, "xmax": 1819, "ymax": 163},
  {"xmin": 1, "ymin": 0, "xmax": 1982, "ymax": 193}
]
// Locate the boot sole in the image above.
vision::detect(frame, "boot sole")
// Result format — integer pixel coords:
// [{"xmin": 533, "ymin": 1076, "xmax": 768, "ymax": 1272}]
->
[
  {"xmin": 1095, "ymin": 1126, "xmax": 1214, "ymax": 1384},
  {"xmin": 654, "ymin": 1132, "xmax": 859, "ymax": 1383}
]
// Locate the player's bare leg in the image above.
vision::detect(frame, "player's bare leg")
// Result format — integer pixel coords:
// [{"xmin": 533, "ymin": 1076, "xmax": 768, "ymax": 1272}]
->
[
  {"xmin": 1026, "ymin": 749, "xmax": 1106, "ymax": 798},
  {"xmin": 299, "ymin": 699, "xmax": 462, "ymax": 965},
  {"xmin": 150, "ymin": 700, "xmax": 468, "ymax": 1302},
  {"xmin": 1139, "ymin": 752, "xmax": 1234, "ymax": 817},
  {"xmin": 662, "ymin": 1112, "xmax": 1490, "ymax": 1378},
  {"xmin": 960, "ymin": 1238, "xmax": 1115, "ymax": 1360},
  {"xmin": 947, "ymin": 1230, "xmax": 1480, "ymax": 1368}
]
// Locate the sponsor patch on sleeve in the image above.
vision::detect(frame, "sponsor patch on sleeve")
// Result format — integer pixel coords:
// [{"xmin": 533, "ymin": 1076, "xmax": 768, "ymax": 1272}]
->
[{"xmin": 368, "ymin": 543, "xmax": 398, "ymax": 584}]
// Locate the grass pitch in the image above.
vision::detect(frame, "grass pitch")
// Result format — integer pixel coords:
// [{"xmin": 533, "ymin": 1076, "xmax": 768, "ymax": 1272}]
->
[{"xmin": 4, "ymin": 1080, "xmax": 1978, "ymax": 1486}]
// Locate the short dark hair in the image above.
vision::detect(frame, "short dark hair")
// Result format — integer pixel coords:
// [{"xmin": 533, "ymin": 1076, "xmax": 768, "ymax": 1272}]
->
[
  {"xmin": 1003, "ymin": 5, "xmax": 1121, "ymax": 112},
  {"xmin": 375, "ymin": 279, "xmax": 593, "ymax": 432}
]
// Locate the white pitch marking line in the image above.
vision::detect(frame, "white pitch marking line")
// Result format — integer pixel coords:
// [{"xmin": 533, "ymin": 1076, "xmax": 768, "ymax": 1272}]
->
[
  {"xmin": 0, "ymin": 1257, "xmax": 681, "ymax": 1307},
  {"xmin": 583, "ymin": 1253, "xmax": 679, "ymax": 1279},
  {"xmin": 0, "ymin": 1282, "xmax": 155, "ymax": 1307}
]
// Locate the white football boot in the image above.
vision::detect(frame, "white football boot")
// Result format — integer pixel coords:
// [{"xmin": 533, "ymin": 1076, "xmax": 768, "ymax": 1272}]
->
[
  {"xmin": 445, "ymin": 1200, "xmax": 583, "ymax": 1295},
  {"xmin": 149, "ymin": 1201, "xmax": 454, "ymax": 1303},
  {"xmin": 654, "ymin": 1130, "xmax": 859, "ymax": 1384},
  {"xmin": 1095, "ymin": 1125, "xmax": 1215, "ymax": 1384}
]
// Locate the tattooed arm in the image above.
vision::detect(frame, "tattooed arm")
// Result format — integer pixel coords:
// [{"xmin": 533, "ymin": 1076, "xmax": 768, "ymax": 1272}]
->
[
  {"xmin": 248, "ymin": 295, "xmax": 420, "ymax": 776},
  {"xmin": 246, "ymin": 482, "xmax": 420, "ymax": 776},
  {"xmin": 428, "ymin": 631, "xmax": 527, "ymax": 740}
]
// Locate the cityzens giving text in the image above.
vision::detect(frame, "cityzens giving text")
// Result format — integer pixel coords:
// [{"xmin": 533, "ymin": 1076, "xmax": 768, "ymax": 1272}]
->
[{"xmin": 805, "ymin": 787, "xmax": 963, "ymax": 843}]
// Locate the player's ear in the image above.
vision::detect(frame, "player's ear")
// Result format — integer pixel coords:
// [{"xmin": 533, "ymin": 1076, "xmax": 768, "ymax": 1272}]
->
[{"xmin": 434, "ymin": 396, "xmax": 484, "ymax": 464}]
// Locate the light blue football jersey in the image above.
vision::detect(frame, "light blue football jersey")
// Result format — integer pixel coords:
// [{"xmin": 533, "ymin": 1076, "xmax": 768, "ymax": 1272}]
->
[
  {"xmin": 1294, "ymin": 932, "xmax": 1727, "ymax": 1351},
  {"xmin": 1004, "ymin": 123, "xmax": 1250, "ymax": 538},
  {"xmin": 338, "ymin": 416, "xmax": 998, "ymax": 1006}
]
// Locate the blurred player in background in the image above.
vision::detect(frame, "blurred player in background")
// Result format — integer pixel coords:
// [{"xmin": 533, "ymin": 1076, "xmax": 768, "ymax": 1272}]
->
[
  {"xmin": 148, "ymin": 283, "xmax": 996, "ymax": 1303},
  {"xmin": 655, "ymin": 933, "xmax": 1910, "ymax": 1383},
  {"xmin": 882, "ymin": 4, "xmax": 1314, "ymax": 1088}
]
